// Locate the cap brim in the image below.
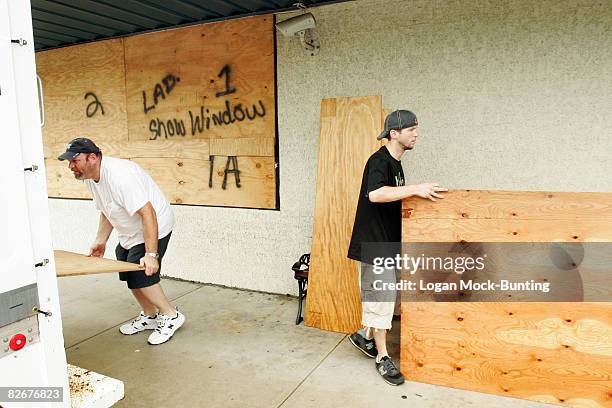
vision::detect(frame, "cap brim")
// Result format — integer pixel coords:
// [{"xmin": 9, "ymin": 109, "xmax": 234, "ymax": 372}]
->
[
  {"xmin": 57, "ymin": 151, "xmax": 80, "ymax": 161},
  {"xmin": 377, "ymin": 130, "xmax": 389, "ymax": 140}
]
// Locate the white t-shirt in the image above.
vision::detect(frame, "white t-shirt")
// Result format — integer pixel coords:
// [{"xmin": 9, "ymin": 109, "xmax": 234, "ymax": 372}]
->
[{"xmin": 85, "ymin": 156, "xmax": 174, "ymax": 249}]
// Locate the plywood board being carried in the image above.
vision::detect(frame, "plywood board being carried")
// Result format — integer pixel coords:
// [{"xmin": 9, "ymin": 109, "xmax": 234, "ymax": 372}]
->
[
  {"xmin": 305, "ymin": 96, "xmax": 383, "ymax": 333},
  {"xmin": 35, "ymin": 15, "xmax": 277, "ymax": 209},
  {"xmin": 55, "ymin": 250, "xmax": 143, "ymax": 277},
  {"xmin": 401, "ymin": 190, "xmax": 612, "ymax": 407}
]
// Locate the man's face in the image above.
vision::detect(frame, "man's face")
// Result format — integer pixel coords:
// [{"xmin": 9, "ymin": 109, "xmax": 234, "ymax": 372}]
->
[
  {"xmin": 391, "ymin": 125, "xmax": 419, "ymax": 150},
  {"xmin": 67, "ymin": 153, "xmax": 96, "ymax": 180}
]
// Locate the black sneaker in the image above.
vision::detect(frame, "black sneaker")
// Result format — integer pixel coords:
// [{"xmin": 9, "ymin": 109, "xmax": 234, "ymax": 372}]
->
[
  {"xmin": 376, "ymin": 356, "xmax": 405, "ymax": 386},
  {"xmin": 348, "ymin": 332, "xmax": 377, "ymax": 358}
]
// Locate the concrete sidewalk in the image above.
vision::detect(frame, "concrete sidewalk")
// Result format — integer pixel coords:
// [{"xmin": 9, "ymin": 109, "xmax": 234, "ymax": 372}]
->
[{"xmin": 59, "ymin": 275, "xmax": 553, "ymax": 407}]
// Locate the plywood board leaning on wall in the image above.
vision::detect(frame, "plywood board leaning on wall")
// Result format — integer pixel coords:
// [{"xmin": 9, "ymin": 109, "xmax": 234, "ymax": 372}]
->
[
  {"xmin": 305, "ymin": 96, "xmax": 383, "ymax": 333},
  {"xmin": 35, "ymin": 15, "xmax": 277, "ymax": 209},
  {"xmin": 401, "ymin": 190, "xmax": 612, "ymax": 407}
]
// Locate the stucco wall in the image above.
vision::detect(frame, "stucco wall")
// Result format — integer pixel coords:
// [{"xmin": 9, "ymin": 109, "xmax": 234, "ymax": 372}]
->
[{"xmin": 49, "ymin": 0, "xmax": 612, "ymax": 295}]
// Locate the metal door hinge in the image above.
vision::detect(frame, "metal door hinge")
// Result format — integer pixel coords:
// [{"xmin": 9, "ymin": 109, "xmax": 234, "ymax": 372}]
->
[{"xmin": 11, "ymin": 38, "xmax": 27, "ymax": 46}]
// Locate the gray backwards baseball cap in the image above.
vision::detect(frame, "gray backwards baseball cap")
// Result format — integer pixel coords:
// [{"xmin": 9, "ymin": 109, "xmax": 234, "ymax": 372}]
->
[
  {"xmin": 57, "ymin": 137, "xmax": 101, "ymax": 161},
  {"xmin": 377, "ymin": 110, "xmax": 418, "ymax": 140}
]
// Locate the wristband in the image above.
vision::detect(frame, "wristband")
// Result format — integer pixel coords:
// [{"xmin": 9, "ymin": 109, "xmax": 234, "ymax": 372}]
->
[{"xmin": 145, "ymin": 252, "xmax": 159, "ymax": 259}]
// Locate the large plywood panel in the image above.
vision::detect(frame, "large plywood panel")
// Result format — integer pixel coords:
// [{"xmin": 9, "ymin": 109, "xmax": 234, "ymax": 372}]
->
[
  {"xmin": 305, "ymin": 96, "xmax": 383, "ymax": 333},
  {"xmin": 124, "ymin": 15, "xmax": 275, "ymax": 142},
  {"xmin": 36, "ymin": 15, "xmax": 277, "ymax": 209},
  {"xmin": 402, "ymin": 302, "xmax": 612, "ymax": 407},
  {"xmin": 45, "ymin": 148, "xmax": 275, "ymax": 208},
  {"xmin": 36, "ymin": 39, "xmax": 128, "ymax": 146},
  {"xmin": 400, "ymin": 190, "xmax": 612, "ymax": 407}
]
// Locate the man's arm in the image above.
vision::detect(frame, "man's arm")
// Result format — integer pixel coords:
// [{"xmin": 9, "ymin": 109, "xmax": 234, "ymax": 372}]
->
[
  {"xmin": 89, "ymin": 213, "xmax": 113, "ymax": 257},
  {"xmin": 137, "ymin": 202, "xmax": 159, "ymax": 276},
  {"xmin": 368, "ymin": 183, "xmax": 447, "ymax": 203}
]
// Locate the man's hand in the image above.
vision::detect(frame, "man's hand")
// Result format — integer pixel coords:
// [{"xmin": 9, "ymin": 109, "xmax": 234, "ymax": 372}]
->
[
  {"xmin": 413, "ymin": 183, "xmax": 448, "ymax": 201},
  {"xmin": 140, "ymin": 255, "xmax": 159, "ymax": 276},
  {"xmin": 88, "ymin": 242, "xmax": 106, "ymax": 257}
]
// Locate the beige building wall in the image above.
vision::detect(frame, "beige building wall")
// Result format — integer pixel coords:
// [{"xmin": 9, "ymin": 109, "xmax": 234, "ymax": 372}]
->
[{"xmin": 49, "ymin": 0, "xmax": 612, "ymax": 295}]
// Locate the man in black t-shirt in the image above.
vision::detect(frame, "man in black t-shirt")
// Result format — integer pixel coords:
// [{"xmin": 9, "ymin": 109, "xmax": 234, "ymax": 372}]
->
[{"xmin": 347, "ymin": 110, "xmax": 447, "ymax": 386}]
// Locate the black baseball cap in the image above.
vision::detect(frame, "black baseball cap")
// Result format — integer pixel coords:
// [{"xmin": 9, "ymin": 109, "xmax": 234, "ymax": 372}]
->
[
  {"xmin": 57, "ymin": 138, "xmax": 101, "ymax": 161},
  {"xmin": 377, "ymin": 110, "xmax": 418, "ymax": 140}
]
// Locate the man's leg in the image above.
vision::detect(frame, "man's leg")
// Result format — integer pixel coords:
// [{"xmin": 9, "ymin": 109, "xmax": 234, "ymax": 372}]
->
[
  {"xmin": 359, "ymin": 263, "xmax": 404, "ymax": 385},
  {"xmin": 133, "ymin": 283, "xmax": 176, "ymax": 316},
  {"xmin": 130, "ymin": 287, "xmax": 159, "ymax": 317},
  {"xmin": 373, "ymin": 328, "xmax": 388, "ymax": 358}
]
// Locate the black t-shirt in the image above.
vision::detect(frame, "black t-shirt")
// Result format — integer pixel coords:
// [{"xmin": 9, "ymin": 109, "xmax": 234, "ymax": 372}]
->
[{"xmin": 347, "ymin": 146, "xmax": 405, "ymax": 262}]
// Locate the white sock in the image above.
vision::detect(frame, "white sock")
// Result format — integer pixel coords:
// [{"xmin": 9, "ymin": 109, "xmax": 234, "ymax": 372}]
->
[
  {"xmin": 358, "ymin": 327, "xmax": 374, "ymax": 340},
  {"xmin": 376, "ymin": 354, "xmax": 389, "ymax": 363}
]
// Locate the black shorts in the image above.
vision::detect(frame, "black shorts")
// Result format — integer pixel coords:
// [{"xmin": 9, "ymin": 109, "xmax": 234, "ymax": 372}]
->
[{"xmin": 116, "ymin": 232, "xmax": 172, "ymax": 289}]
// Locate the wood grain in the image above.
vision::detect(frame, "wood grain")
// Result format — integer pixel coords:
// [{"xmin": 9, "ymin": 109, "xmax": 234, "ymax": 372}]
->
[
  {"xmin": 305, "ymin": 96, "xmax": 383, "ymax": 333},
  {"xmin": 402, "ymin": 302, "xmax": 612, "ymax": 407},
  {"xmin": 36, "ymin": 39, "xmax": 128, "ymax": 147},
  {"xmin": 123, "ymin": 15, "xmax": 275, "ymax": 142},
  {"xmin": 133, "ymin": 156, "xmax": 276, "ymax": 208},
  {"xmin": 402, "ymin": 218, "xmax": 612, "ymax": 242},
  {"xmin": 403, "ymin": 190, "xmax": 612, "ymax": 221},
  {"xmin": 209, "ymin": 137, "xmax": 275, "ymax": 157},
  {"xmin": 45, "ymin": 158, "xmax": 90, "ymax": 199},
  {"xmin": 36, "ymin": 15, "xmax": 277, "ymax": 208},
  {"xmin": 381, "ymin": 108, "xmax": 392, "ymax": 146},
  {"xmin": 44, "ymin": 140, "xmax": 210, "ymax": 161},
  {"xmin": 401, "ymin": 190, "xmax": 612, "ymax": 407},
  {"xmin": 55, "ymin": 250, "xmax": 143, "ymax": 277},
  {"xmin": 45, "ymin": 153, "xmax": 276, "ymax": 208}
]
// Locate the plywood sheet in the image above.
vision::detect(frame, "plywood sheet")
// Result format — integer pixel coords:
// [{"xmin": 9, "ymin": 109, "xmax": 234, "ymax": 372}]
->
[
  {"xmin": 44, "ymin": 140, "xmax": 210, "ymax": 162},
  {"xmin": 36, "ymin": 39, "xmax": 128, "ymax": 147},
  {"xmin": 209, "ymin": 137, "xmax": 275, "ymax": 157},
  {"xmin": 403, "ymin": 190, "xmax": 612, "ymax": 221},
  {"xmin": 134, "ymin": 156, "xmax": 275, "ymax": 208},
  {"xmin": 402, "ymin": 302, "xmax": 612, "ymax": 407},
  {"xmin": 123, "ymin": 15, "xmax": 275, "ymax": 142},
  {"xmin": 381, "ymin": 108, "xmax": 392, "ymax": 146},
  {"xmin": 55, "ymin": 250, "xmax": 143, "ymax": 277},
  {"xmin": 402, "ymin": 218, "xmax": 612, "ymax": 242},
  {"xmin": 305, "ymin": 96, "xmax": 383, "ymax": 333},
  {"xmin": 400, "ymin": 190, "xmax": 612, "ymax": 407},
  {"xmin": 35, "ymin": 15, "xmax": 277, "ymax": 209}
]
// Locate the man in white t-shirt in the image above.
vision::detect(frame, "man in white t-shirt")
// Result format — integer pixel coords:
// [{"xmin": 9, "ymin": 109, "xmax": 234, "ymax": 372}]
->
[{"xmin": 58, "ymin": 137, "xmax": 185, "ymax": 345}]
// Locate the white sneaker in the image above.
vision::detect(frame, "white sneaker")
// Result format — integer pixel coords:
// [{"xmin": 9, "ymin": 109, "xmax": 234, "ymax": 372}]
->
[
  {"xmin": 119, "ymin": 311, "xmax": 158, "ymax": 335},
  {"xmin": 147, "ymin": 310, "xmax": 185, "ymax": 345}
]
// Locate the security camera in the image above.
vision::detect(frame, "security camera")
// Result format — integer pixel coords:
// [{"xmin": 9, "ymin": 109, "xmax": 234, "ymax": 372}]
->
[{"xmin": 275, "ymin": 13, "xmax": 316, "ymax": 37}]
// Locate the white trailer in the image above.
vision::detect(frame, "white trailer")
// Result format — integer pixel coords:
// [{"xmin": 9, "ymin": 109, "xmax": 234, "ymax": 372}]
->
[{"xmin": 1, "ymin": 1, "xmax": 122, "ymax": 407}]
